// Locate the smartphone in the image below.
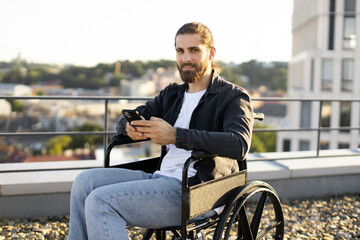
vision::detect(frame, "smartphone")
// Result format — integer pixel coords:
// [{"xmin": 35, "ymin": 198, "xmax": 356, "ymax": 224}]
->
[{"xmin": 122, "ymin": 109, "xmax": 142, "ymax": 125}]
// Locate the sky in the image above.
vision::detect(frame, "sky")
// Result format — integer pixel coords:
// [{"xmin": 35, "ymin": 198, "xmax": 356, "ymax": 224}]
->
[{"xmin": 1, "ymin": 0, "xmax": 293, "ymax": 67}]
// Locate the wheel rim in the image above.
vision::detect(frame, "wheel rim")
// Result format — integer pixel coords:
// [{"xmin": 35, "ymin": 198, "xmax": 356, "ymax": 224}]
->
[{"xmin": 214, "ymin": 181, "xmax": 284, "ymax": 240}]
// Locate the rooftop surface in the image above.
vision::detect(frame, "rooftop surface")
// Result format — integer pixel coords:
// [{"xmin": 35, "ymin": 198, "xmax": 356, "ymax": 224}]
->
[{"xmin": 0, "ymin": 193, "xmax": 359, "ymax": 239}]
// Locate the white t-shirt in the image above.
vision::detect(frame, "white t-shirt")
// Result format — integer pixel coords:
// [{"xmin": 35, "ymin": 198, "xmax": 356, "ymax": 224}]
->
[{"xmin": 154, "ymin": 89, "xmax": 206, "ymax": 181}]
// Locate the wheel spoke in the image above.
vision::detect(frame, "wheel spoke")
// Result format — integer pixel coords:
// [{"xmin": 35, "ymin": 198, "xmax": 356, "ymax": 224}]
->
[
  {"xmin": 250, "ymin": 192, "xmax": 267, "ymax": 238},
  {"xmin": 239, "ymin": 205, "xmax": 254, "ymax": 240},
  {"xmin": 256, "ymin": 221, "xmax": 280, "ymax": 240}
]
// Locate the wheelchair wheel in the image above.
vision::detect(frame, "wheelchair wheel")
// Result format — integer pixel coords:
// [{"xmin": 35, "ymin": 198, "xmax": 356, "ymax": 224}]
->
[{"xmin": 213, "ymin": 181, "xmax": 284, "ymax": 240}]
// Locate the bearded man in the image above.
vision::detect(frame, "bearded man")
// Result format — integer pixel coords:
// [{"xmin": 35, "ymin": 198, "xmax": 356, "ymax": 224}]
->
[{"xmin": 68, "ymin": 22, "xmax": 253, "ymax": 240}]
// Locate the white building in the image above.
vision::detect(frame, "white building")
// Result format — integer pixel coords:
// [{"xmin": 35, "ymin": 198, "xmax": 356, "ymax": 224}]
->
[
  {"xmin": 0, "ymin": 99, "xmax": 11, "ymax": 116},
  {"xmin": 277, "ymin": 0, "xmax": 360, "ymax": 152},
  {"xmin": 0, "ymin": 83, "xmax": 32, "ymax": 96}
]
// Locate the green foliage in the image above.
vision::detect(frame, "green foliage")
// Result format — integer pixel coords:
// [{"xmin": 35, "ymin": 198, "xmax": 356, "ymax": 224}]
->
[
  {"xmin": 0, "ymin": 59, "xmax": 286, "ymax": 91},
  {"xmin": 45, "ymin": 122, "xmax": 104, "ymax": 155},
  {"xmin": 47, "ymin": 135, "xmax": 72, "ymax": 155},
  {"xmin": 2, "ymin": 68, "xmax": 27, "ymax": 84},
  {"xmin": 0, "ymin": 71, "xmax": 4, "ymax": 83},
  {"xmin": 250, "ymin": 122, "xmax": 276, "ymax": 153},
  {"xmin": 36, "ymin": 89, "xmax": 46, "ymax": 96},
  {"xmin": 68, "ymin": 122, "xmax": 104, "ymax": 149},
  {"xmin": 60, "ymin": 66, "xmax": 107, "ymax": 89},
  {"xmin": 7, "ymin": 99, "xmax": 25, "ymax": 112},
  {"xmin": 239, "ymin": 60, "xmax": 287, "ymax": 91},
  {"xmin": 220, "ymin": 65, "xmax": 243, "ymax": 86}
]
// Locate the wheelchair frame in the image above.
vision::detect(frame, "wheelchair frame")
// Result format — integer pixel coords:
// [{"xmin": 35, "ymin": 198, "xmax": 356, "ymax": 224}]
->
[{"xmin": 104, "ymin": 113, "xmax": 284, "ymax": 240}]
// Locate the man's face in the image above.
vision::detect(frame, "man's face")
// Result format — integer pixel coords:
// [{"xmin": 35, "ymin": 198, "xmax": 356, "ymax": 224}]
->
[{"xmin": 175, "ymin": 34, "xmax": 212, "ymax": 83}]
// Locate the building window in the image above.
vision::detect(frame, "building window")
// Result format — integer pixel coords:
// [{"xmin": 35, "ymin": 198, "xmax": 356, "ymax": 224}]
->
[
  {"xmin": 299, "ymin": 140, "xmax": 310, "ymax": 151},
  {"xmin": 328, "ymin": 0, "xmax": 336, "ymax": 50},
  {"xmin": 321, "ymin": 59, "xmax": 333, "ymax": 91},
  {"xmin": 310, "ymin": 59, "xmax": 315, "ymax": 91},
  {"xmin": 283, "ymin": 139, "xmax": 291, "ymax": 152},
  {"xmin": 338, "ymin": 143, "xmax": 350, "ymax": 149},
  {"xmin": 340, "ymin": 101, "xmax": 351, "ymax": 132},
  {"xmin": 345, "ymin": 0, "xmax": 356, "ymax": 12},
  {"xmin": 320, "ymin": 141, "xmax": 330, "ymax": 150},
  {"xmin": 300, "ymin": 101, "xmax": 311, "ymax": 128},
  {"xmin": 343, "ymin": 0, "xmax": 356, "ymax": 49},
  {"xmin": 321, "ymin": 101, "xmax": 332, "ymax": 128},
  {"xmin": 341, "ymin": 59, "xmax": 354, "ymax": 92}
]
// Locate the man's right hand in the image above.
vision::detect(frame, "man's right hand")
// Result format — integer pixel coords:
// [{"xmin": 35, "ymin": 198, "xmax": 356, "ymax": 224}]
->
[{"xmin": 125, "ymin": 118, "xmax": 148, "ymax": 141}]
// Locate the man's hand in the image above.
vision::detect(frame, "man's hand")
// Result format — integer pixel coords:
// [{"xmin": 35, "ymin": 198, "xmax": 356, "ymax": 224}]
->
[
  {"xmin": 125, "ymin": 120, "xmax": 148, "ymax": 141},
  {"xmin": 129, "ymin": 117, "xmax": 176, "ymax": 145}
]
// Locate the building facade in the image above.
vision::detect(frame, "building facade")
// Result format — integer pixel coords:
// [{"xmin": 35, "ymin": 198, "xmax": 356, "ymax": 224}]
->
[{"xmin": 277, "ymin": 0, "xmax": 360, "ymax": 152}]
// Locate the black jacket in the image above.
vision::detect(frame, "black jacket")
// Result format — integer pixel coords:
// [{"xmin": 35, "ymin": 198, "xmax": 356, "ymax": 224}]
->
[{"xmin": 117, "ymin": 72, "xmax": 253, "ymax": 185}]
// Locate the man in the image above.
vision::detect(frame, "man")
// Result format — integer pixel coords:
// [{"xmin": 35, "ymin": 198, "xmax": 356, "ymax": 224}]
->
[{"xmin": 68, "ymin": 22, "xmax": 253, "ymax": 240}]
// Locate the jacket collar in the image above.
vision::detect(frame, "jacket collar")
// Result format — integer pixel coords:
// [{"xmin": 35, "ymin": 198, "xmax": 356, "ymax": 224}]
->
[{"xmin": 177, "ymin": 70, "xmax": 221, "ymax": 97}]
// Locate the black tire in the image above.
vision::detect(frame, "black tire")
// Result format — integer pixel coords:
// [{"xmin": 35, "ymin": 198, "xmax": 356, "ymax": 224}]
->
[{"xmin": 213, "ymin": 181, "xmax": 284, "ymax": 240}]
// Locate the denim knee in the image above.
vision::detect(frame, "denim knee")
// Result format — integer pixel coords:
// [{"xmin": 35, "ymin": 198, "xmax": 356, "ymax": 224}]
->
[
  {"xmin": 84, "ymin": 187, "xmax": 108, "ymax": 216},
  {"xmin": 71, "ymin": 169, "xmax": 97, "ymax": 196}
]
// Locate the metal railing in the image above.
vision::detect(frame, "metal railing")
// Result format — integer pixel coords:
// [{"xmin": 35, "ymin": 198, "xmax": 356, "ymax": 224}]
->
[{"xmin": 1, "ymin": 95, "xmax": 360, "ymax": 171}]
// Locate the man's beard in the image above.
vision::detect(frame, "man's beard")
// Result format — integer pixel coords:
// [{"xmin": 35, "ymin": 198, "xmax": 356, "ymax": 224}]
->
[{"xmin": 177, "ymin": 62, "xmax": 208, "ymax": 83}]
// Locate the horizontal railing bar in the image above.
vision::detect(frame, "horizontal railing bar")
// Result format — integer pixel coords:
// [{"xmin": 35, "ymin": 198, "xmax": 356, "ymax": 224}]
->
[
  {"xmin": 248, "ymin": 152, "xmax": 360, "ymax": 162},
  {"xmin": 251, "ymin": 97, "xmax": 360, "ymax": 102},
  {"xmin": 0, "ymin": 95, "xmax": 152, "ymax": 101},
  {"xmin": 1, "ymin": 126, "xmax": 358, "ymax": 137},
  {"xmin": 0, "ymin": 131, "xmax": 117, "ymax": 137},
  {"xmin": 253, "ymin": 126, "xmax": 360, "ymax": 133},
  {"xmin": 0, "ymin": 166, "xmax": 100, "ymax": 174},
  {"xmin": 1, "ymin": 95, "xmax": 360, "ymax": 102}
]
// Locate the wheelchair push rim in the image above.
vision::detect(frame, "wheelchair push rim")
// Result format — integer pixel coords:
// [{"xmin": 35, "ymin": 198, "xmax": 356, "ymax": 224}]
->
[{"xmin": 213, "ymin": 181, "xmax": 284, "ymax": 240}]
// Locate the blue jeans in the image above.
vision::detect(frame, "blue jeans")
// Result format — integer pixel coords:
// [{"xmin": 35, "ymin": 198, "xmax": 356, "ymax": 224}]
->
[{"xmin": 68, "ymin": 168, "xmax": 182, "ymax": 240}]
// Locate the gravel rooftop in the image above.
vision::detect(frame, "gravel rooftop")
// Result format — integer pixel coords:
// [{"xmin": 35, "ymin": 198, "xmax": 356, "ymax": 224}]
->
[{"xmin": 0, "ymin": 193, "xmax": 359, "ymax": 240}]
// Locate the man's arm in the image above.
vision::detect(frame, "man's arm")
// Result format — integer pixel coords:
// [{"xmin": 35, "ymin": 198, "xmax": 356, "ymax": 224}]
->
[
  {"xmin": 175, "ymin": 94, "xmax": 253, "ymax": 159},
  {"xmin": 116, "ymin": 88, "xmax": 166, "ymax": 136}
]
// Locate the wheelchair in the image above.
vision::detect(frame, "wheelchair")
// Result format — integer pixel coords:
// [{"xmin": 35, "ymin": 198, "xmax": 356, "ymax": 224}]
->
[{"xmin": 104, "ymin": 113, "xmax": 284, "ymax": 240}]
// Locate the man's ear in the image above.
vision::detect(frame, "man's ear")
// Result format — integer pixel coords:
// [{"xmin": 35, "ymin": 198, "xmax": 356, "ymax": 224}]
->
[{"xmin": 209, "ymin": 47, "xmax": 216, "ymax": 61}]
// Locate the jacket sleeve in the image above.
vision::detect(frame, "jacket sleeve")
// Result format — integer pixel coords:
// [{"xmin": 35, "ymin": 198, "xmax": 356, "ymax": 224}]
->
[
  {"xmin": 116, "ymin": 89, "xmax": 165, "ymax": 135},
  {"xmin": 175, "ymin": 92, "xmax": 253, "ymax": 160}
]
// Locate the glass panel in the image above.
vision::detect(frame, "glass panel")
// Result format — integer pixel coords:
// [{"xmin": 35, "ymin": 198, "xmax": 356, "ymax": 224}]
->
[
  {"xmin": 321, "ymin": 102, "xmax": 332, "ymax": 128},
  {"xmin": 300, "ymin": 101, "xmax": 311, "ymax": 128},
  {"xmin": 320, "ymin": 141, "xmax": 329, "ymax": 150},
  {"xmin": 343, "ymin": 17, "xmax": 356, "ymax": 49},
  {"xmin": 322, "ymin": 59, "xmax": 333, "ymax": 91},
  {"xmin": 345, "ymin": 0, "xmax": 356, "ymax": 12},
  {"xmin": 338, "ymin": 143, "xmax": 350, "ymax": 149},
  {"xmin": 283, "ymin": 139, "xmax": 291, "ymax": 152},
  {"xmin": 340, "ymin": 101, "xmax": 351, "ymax": 132},
  {"xmin": 342, "ymin": 59, "xmax": 354, "ymax": 91},
  {"xmin": 299, "ymin": 140, "xmax": 310, "ymax": 151}
]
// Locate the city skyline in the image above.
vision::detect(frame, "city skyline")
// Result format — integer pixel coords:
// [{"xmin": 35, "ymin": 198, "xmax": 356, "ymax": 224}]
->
[{"xmin": 1, "ymin": 0, "xmax": 293, "ymax": 67}]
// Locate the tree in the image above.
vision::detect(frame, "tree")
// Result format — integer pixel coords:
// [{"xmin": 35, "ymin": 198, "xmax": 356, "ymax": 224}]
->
[
  {"xmin": 220, "ymin": 65, "xmax": 243, "ymax": 86},
  {"xmin": 47, "ymin": 135, "xmax": 72, "ymax": 155},
  {"xmin": 7, "ymin": 99, "xmax": 25, "ymax": 112},
  {"xmin": 250, "ymin": 123, "xmax": 276, "ymax": 153},
  {"xmin": 69, "ymin": 122, "xmax": 104, "ymax": 149}
]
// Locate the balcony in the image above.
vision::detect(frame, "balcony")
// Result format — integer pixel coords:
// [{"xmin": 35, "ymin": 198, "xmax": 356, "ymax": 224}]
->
[{"xmin": 0, "ymin": 95, "xmax": 359, "ymax": 220}]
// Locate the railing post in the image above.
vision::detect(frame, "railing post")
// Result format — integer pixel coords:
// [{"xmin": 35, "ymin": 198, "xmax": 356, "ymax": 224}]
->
[
  {"xmin": 316, "ymin": 101, "xmax": 323, "ymax": 157},
  {"xmin": 104, "ymin": 99, "xmax": 109, "ymax": 165}
]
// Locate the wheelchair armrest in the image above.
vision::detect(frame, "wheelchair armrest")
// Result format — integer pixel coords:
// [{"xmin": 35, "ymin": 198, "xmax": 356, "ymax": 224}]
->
[
  {"xmin": 110, "ymin": 134, "xmax": 145, "ymax": 145},
  {"xmin": 253, "ymin": 112, "xmax": 264, "ymax": 121},
  {"xmin": 105, "ymin": 134, "xmax": 149, "ymax": 168},
  {"xmin": 181, "ymin": 150, "xmax": 218, "ymax": 187},
  {"xmin": 191, "ymin": 150, "xmax": 217, "ymax": 159}
]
